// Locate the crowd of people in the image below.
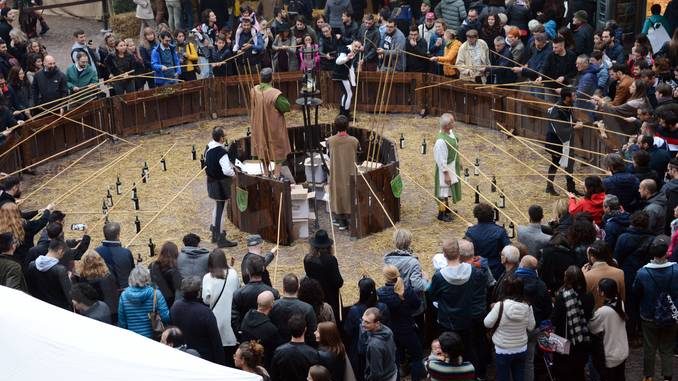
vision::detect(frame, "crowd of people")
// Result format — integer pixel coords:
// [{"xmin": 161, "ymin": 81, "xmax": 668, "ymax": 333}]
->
[{"xmin": 2, "ymin": 0, "xmax": 678, "ymax": 380}]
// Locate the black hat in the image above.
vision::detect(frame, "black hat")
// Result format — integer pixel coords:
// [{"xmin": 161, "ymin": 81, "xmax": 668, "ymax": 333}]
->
[{"xmin": 310, "ymin": 229, "xmax": 333, "ymax": 248}]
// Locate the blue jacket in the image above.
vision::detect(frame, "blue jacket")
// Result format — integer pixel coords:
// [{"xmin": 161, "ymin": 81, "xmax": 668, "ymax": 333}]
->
[
  {"xmin": 428, "ymin": 263, "xmax": 485, "ymax": 330},
  {"xmin": 595, "ymin": 60, "xmax": 609, "ymax": 93},
  {"xmin": 614, "ymin": 227, "xmax": 654, "ymax": 295},
  {"xmin": 465, "ymin": 222, "xmax": 511, "ymax": 279},
  {"xmin": 603, "ymin": 211, "xmax": 630, "ymax": 249},
  {"xmin": 522, "ymin": 42, "xmax": 552, "ymax": 80},
  {"xmin": 95, "ymin": 241, "xmax": 134, "ymax": 289},
  {"xmin": 377, "ymin": 283, "xmax": 420, "ymax": 334},
  {"xmin": 150, "ymin": 44, "xmax": 181, "ymax": 86},
  {"xmin": 604, "ymin": 43, "xmax": 625, "ymax": 64},
  {"xmin": 576, "ymin": 64, "xmax": 598, "ymax": 97},
  {"xmin": 633, "ymin": 262, "xmax": 678, "ymax": 321},
  {"xmin": 118, "ymin": 285, "xmax": 170, "ymax": 338},
  {"xmin": 642, "ymin": 14, "xmax": 672, "ymax": 35},
  {"xmin": 514, "ymin": 267, "xmax": 552, "ymax": 324},
  {"xmin": 603, "ymin": 172, "xmax": 640, "ymax": 212}
]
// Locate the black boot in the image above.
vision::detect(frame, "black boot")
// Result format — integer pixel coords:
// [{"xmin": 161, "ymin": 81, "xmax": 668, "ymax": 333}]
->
[
  {"xmin": 545, "ymin": 184, "xmax": 559, "ymax": 196},
  {"xmin": 216, "ymin": 231, "xmax": 237, "ymax": 248},
  {"xmin": 39, "ymin": 20, "xmax": 49, "ymax": 35},
  {"xmin": 567, "ymin": 181, "xmax": 584, "ymax": 197},
  {"xmin": 437, "ymin": 211, "xmax": 452, "ymax": 222},
  {"xmin": 210, "ymin": 225, "xmax": 218, "ymax": 243}
]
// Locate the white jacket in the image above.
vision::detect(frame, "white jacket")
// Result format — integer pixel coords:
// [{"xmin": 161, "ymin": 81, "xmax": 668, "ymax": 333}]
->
[
  {"xmin": 589, "ymin": 305, "xmax": 629, "ymax": 368},
  {"xmin": 202, "ymin": 268, "xmax": 239, "ymax": 346},
  {"xmin": 484, "ymin": 299, "xmax": 535, "ymax": 351}
]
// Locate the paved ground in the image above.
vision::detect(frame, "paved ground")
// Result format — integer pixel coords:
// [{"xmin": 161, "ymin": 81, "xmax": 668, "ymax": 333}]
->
[{"xmin": 37, "ymin": 14, "xmax": 104, "ymax": 70}]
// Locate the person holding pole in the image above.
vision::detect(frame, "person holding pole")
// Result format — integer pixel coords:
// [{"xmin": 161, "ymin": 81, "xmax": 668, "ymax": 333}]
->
[
  {"xmin": 433, "ymin": 113, "xmax": 461, "ymax": 222},
  {"xmin": 545, "ymin": 87, "xmax": 583, "ymax": 196},
  {"xmin": 205, "ymin": 126, "xmax": 237, "ymax": 248}
]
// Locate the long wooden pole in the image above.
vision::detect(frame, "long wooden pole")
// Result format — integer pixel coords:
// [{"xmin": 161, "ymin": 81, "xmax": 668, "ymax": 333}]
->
[
  {"xmin": 398, "ymin": 169, "xmax": 473, "ymax": 226},
  {"xmin": 125, "ymin": 166, "xmax": 204, "ymax": 248},
  {"xmin": 354, "ymin": 163, "xmax": 396, "ymax": 227},
  {"xmin": 19, "ymin": 139, "xmax": 109, "ymax": 203},
  {"xmin": 414, "ymin": 78, "xmax": 462, "ymax": 91},
  {"xmin": 474, "ymin": 133, "xmax": 570, "ymax": 195},
  {"xmin": 491, "ymin": 108, "xmax": 633, "ymax": 138},
  {"xmin": 506, "ymin": 96, "xmax": 635, "ymax": 122},
  {"xmin": 454, "ymin": 165, "xmax": 519, "ymax": 225},
  {"xmin": 325, "ymin": 186, "xmax": 343, "ymax": 320},
  {"xmin": 272, "ymin": 192, "xmax": 284, "ymax": 286}
]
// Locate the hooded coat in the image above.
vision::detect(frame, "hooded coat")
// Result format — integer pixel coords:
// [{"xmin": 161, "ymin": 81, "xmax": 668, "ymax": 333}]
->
[
  {"xmin": 364, "ymin": 324, "xmax": 397, "ymax": 381},
  {"xmin": 663, "ymin": 179, "xmax": 678, "ymax": 234},
  {"xmin": 602, "ymin": 211, "xmax": 630, "ymax": 249},
  {"xmin": 568, "ymin": 192, "xmax": 605, "ymax": 225},
  {"xmin": 428, "ymin": 263, "xmax": 485, "ymax": 331},
  {"xmin": 25, "ymin": 255, "xmax": 71, "ymax": 310},
  {"xmin": 603, "ymin": 172, "xmax": 640, "ymax": 213},
  {"xmin": 240, "ymin": 309, "xmax": 284, "ymax": 368},
  {"xmin": 118, "ymin": 285, "xmax": 170, "ymax": 338},
  {"xmin": 644, "ymin": 192, "xmax": 668, "ymax": 235},
  {"xmin": 177, "ymin": 246, "xmax": 210, "ymax": 279}
]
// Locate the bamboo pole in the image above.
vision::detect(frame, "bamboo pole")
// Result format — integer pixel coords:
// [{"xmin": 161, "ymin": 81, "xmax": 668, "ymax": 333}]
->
[
  {"xmin": 325, "ymin": 187, "xmax": 342, "ymax": 320},
  {"xmin": 90, "ymin": 142, "xmax": 178, "ymax": 231},
  {"xmin": 491, "ymin": 108, "xmax": 633, "ymax": 138},
  {"xmin": 474, "ymin": 79, "xmax": 557, "ymax": 89},
  {"xmin": 352, "ymin": 30, "xmax": 369, "ymax": 126},
  {"xmin": 373, "ymin": 54, "xmax": 399, "ymax": 164},
  {"xmin": 506, "ymin": 96, "xmax": 636, "ymax": 122},
  {"xmin": 414, "ymin": 79, "xmax": 462, "ymax": 91},
  {"xmin": 495, "ymin": 123, "xmax": 586, "ymax": 185},
  {"xmin": 398, "ymin": 169, "xmax": 473, "ymax": 226},
  {"xmin": 125, "ymin": 166, "xmax": 204, "ymax": 248},
  {"xmin": 354, "ymin": 163, "xmax": 396, "ymax": 227},
  {"xmin": 272, "ymin": 192, "xmax": 284, "ymax": 286},
  {"xmin": 474, "ymin": 133, "xmax": 570, "ymax": 195},
  {"xmin": 19, "ymin": 139, "xmax": 109, "ymax": 203},
  {"xmin": 442, "ymin": 140, "xmax": 529, "ymax": 222},
  {"xmin": 53, "ymin": 145, "xmax": 142, "ymax": 205},
  {"xmin": 1, "ymin": 134, "xmax": 105, "ymax": 178},
  {"xmin": 496, "ymin": 87, "xmax": 560, "ymax": 98}
]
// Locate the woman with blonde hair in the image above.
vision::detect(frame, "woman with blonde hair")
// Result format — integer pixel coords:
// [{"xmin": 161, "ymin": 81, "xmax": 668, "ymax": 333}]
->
[
  {"xmin": 138, "ymin": 27, "xmax": 158, "ymax": 90},
  {"xmin": 551, "ymin": 198, "xmax": 572, "ymax": 235},
  {"xmin": 0, "ymin": 201, "xmax": 51, "ymax": 268},
  {"xmin": 377, "ymin": 264, "xmax": 424, "ymax": 381},
  {"xmin": 74, "ymin": 250, "xmax": 118, "ymax": 323}
]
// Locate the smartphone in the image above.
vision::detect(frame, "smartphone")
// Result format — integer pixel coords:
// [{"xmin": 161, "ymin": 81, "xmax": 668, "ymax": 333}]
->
[
  {"xmin": 88, "ymin": 39, "xmax": 93, "ymax": 45},
  {"xmin": 71, "ymin": 223, "xmax": 87, "ymax": 231}
]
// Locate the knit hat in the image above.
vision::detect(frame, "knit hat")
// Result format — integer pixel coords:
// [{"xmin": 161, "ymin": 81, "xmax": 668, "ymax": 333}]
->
[
  {"xmin": 422, "ymin": 0, "xmax": 432, "ymax": 7},
  {"xmin": 573, "ymin": 10, "xmax": 588, "ymax": 22}
]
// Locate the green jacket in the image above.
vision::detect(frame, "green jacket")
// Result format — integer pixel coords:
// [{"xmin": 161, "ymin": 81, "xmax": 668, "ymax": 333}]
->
[
  {"xmin": 0, "ymin": 254, "xmax": 27, "ymax": 292},
  {"xmin": 65, "ymin": 64, "xmax": 98, "ymax": 92}
]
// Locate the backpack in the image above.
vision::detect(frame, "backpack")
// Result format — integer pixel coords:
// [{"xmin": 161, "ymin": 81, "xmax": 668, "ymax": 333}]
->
[{"xmin": 647, "ymin": 267, "xmax": 678, "ymax": 327}]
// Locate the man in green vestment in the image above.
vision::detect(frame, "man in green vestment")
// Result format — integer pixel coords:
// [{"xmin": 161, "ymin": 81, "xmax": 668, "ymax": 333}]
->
[{"xmin": 433, "ymin": 113, "xmax": 462, "ymax": 222}]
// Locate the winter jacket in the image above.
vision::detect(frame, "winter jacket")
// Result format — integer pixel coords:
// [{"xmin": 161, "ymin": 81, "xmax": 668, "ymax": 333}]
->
[
  {"xmin": 383, "ymin": 249, "xmax": 428, "ymax": 294},
  {"xmin": 270, "ymin": 296, "xmax": 318, "ymax": 344},
  {"xmin": 663, "ymin": 179, "xmax": 678, "ymax": 235},
  {"xmin": 644, "ymin": 192, "xmax": 668, "ymax": 235},
  {"xmin": 95, "ymin": 241, "xmax": 135, "ymax": 289},
  {"xmin": 428, "ymin": 263, "xmax": 485, "ymax": 330},
  {"xmin": 465, "ymin": 222, "xmax": 511, "ymax": 279},
  {"xmin": 603, "ymin": 211, "xmax": 631, "ymax": 249},
  {"xmin": 514, "ymin": 267, "xmax": 552, "ymax": 324},
  {"xmin": 170, "ymin": 296, "xmax": 224, "ymax": 364},
  {"xmin": 648, "ymin": 146, "xmax": 671, "ymax": 186},
  {"xmin": 575, "ymin": 64, "xmax": 599, "ymax": 99},
  {"xmin": 542, "ymin": 50, "xmax": 577, "ymax": 87},
  {"xmin": 73, "ymin": 274, "xmax": 119, "ymax": 318},
  {"xmin": 240, "ymin": 309, "xmax": 284, "ymax": 368},
  {"xmin": 177, "ymin": 246, "xmax": 210, "ymax": 279},
  {"xmin": 614, "ymin": 227, "xmax": 654, "ymax": 300},
  {"xmin": 506, "ymin": 1, "xmax": 530, "ymax": 30},
  {"xmin": 604, "ymin": 43, "xmax": 625, "ymax": 65},
  {"xmin": 589, "ymin": 304, "xmax": 629, "ymax": 368},
  {"xmin": 343, "ymin": 302, "xmax": 389, "ymax": 381},
  {"xmin": 271, "ymin": 342, "xmax": 321, "ymax": 381},
  {"xmin": 484, "ymin": 299, "xmax": 535, "ymax": 350},
  {"xmin": 521, "ymin": 41, "xmax": 552, "ymax": 80},
  {"xmin": 341, "ymin": 20, "xmax": 359, "ymax": 43},
  {"xmin": 632, "ymin": 261, "xmax": 678, "ymax": 321},
  {"xmin": 358, "ymin": 24, "xmax": 380, "ymax": 64},
  {"xmin": 65, "ymin": 64, "xmax": 98, "ymax": 93},
  {"xmin": 641, "ymin": 14, "xmax": 672, "ymax": 35},
  {"xmin": 118, "ymin": 285, "xmax": 170, "ymax": 338},
  {"xmin": 31, "ymin": 68, "xmax": 68, "ymax": 106},
  {"xmin": 379, "ymin": 28, "xmax": 406, "ymax": 72},
  {"xmin": 82, "ymin": 301, "xmax": 113, "ymax": 324},
  {"xmin": 202, "ymin": 269, "xmax": 239, "ymax": 346},
  {"xmin": 458, "ymin": 18, "xmax": 482, "ymax": 43},
  {"xmin": 0, "ymin": 254, "xmax": 27, "ymax": 292},
  {"xmin": 324, "ymin": 0, "xmax": 353, "ymax": 29},
  {"xmin": 434, "ymin": 0, "xmax": 467, "ymax": 31},
  {"xmin": 150, "ymin": 44, "xmax": 181, "ymax": 86},
  {"xmin": 569, "ymin": 192, "xmax": 605, "ymax": 225},
  {"xmin": 550, "ymin": 288, "xmax": 594, "ymax": 339},
  {"xmin": 364, "ymin": 324, "xmax": 397, "ymax": 381},
  {"xmin": 319, "ymin": 34, "xmax": 340, "ymax": 71},
  {"xmin": 603, "ymin": 172, "xmax": 640, "ymax": 212},
  {"xmin": 231, "ymin": 281, "xmax": 280, "ymax": 331},
  {"xmin": 539, "ymin": 239, "xmax": 587, "ymax": 294},
  {"xmin": 25, "ymin": 256, "xmax": 72, "ymax": 310},
  {"xmin": 318, "ymin": 350, "xmax": 346, "ymax": 381},
  {"xmin": 377, "ymin": 283, "xmax": 421, "ymax": 334},
  {"xmin": 405, "ymin": 38, "xmax": 430, "ymax": 73},
  {"xmin": 517, "ymin": 223, "xmax": 551, "ymax": 258},
  {"xmin": 456, "ymin": 39, "xmax": 491, "ymax": 82},
  {"xmin": 583, "ymin": 261, "xmax": 625, "ymax": 308},
  {"xmin": 572, "ymin": 22, "xmax": 594, "ymax": 56},
  {"xmin": 304, "ymin": 253, "xmax": 344, "ymax": 321},
  {"xmin": 149, "ymin": 262, "xmax": 182, "ymax": 307},
  {"xmin": 490, "ymin": 45, "xmax": 517, "ymax": 84}
]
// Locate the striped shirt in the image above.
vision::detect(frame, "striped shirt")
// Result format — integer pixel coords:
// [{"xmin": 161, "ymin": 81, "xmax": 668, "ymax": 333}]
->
[{"xmin": 427, "ymin": 359, "xmax": 476, "ymax": 381}]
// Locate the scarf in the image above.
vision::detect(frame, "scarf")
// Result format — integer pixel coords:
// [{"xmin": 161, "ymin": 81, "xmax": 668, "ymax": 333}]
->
[{"xmin": 561, "ymin": 288, "xmax": 590, "ymax": 345}]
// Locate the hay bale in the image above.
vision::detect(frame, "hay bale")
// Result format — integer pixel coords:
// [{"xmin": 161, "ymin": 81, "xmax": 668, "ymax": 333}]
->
[{"xmin": 110, "ymin": 12, "xmax": 141, "ymax": 41}]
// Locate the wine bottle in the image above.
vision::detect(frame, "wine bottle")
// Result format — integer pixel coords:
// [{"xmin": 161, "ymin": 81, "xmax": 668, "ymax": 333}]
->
[
  {"xmin": 115, "ymin": 175, "xmax": 122, "ymax": 195},
  {"xmin": 508, "ymin": 221, "xmax": 515, "ymax": 238},
  {"xmin": 420, "ymin": 139, "xmax": 427, "ymax": 155},
  {"xmin": 474, "ymin": 185, "xmax": 480, "ymax": 204},
  {"xmin": 160, "ymin": 157, "xmax": 167, "ymax": 171},
  {"xmin": 148, "ymin": 238, "xmax": 156, "ymax": 257},
  {"xmin": 134, "ymin": 215, "xmax": 141, "ymax": 233},
  {"xmin": 191, "ymin": 145, "xmax": 197, "ymax": 160},
  {"xmin": 491, "ymin": 175, "xmax": 497, "ymax": 192},
  {"xmin": 399, "ymin": 133, "xmax": 405, "ymax": 149},
  {"xmin": 106, "ymin": 189, "xmax": 113, "ymax": 207}
]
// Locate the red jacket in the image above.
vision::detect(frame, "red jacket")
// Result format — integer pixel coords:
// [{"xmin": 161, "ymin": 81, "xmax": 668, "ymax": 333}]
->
[{"xmin": 569, "ymin": 192, "xmax": 605, "ymax": 225}]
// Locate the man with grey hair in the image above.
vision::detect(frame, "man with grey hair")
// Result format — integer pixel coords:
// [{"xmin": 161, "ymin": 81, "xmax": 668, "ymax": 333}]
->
[
  {"xmin": 250, "ymin": 67, "xmax": 291, "ymax": 178},
  {"xmin": 492, "ymin": 245, "xmax": 519, "ymax": 301},
  {"xmin": 170, "ymin": 276, "xmax": 224, "ymax": 365},
  {"xmin": 602, "ymin": 194, "xmax": 630, "ymax": 249},
  {"xmin": 639, "ymin": 178, "xmax": 667, "ymax": 235},
  {"xmin": 95, "ymin": 222, "xmax": 135, "ymax": 290},
  {"xmin": 433, "ymin": 113, "xmax": 461, "ymax": 222}
]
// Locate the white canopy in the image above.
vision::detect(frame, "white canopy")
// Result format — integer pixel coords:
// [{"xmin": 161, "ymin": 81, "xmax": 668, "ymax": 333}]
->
[{"xmin": 0, "ymin": 286, "xmax": 261, "ymax": 381}]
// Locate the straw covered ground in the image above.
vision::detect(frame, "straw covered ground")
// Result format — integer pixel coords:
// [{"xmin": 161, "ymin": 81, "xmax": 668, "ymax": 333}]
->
[{"xmin": 21, "ymin": 107, "xmax": 601, "ymax": 304}]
